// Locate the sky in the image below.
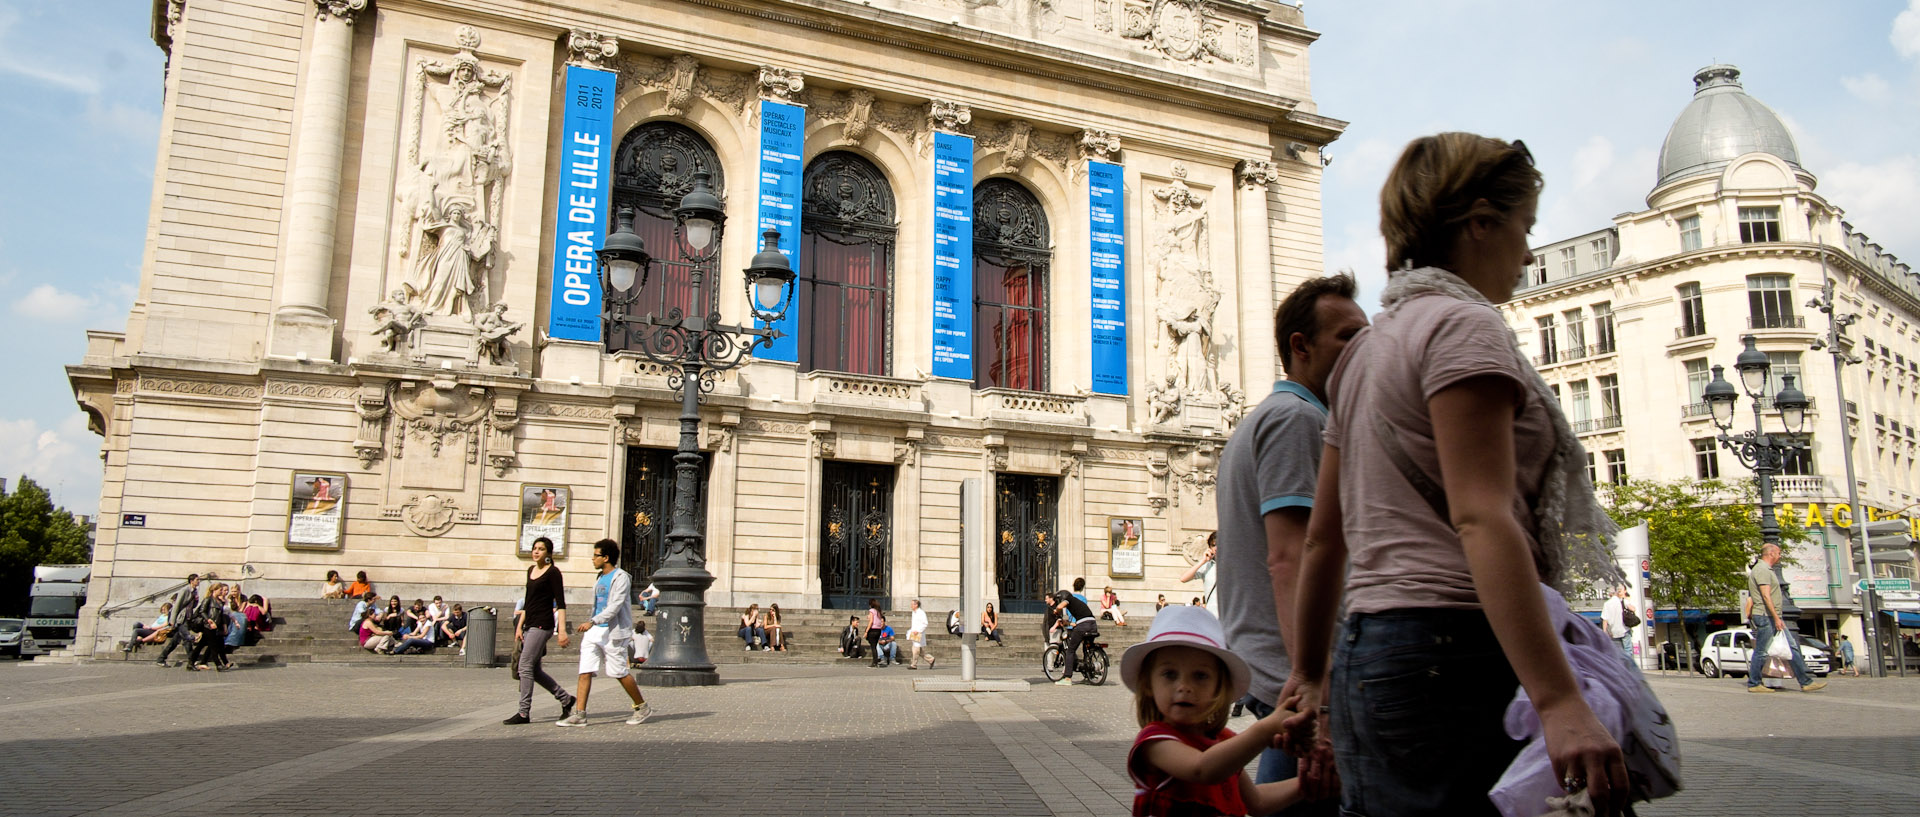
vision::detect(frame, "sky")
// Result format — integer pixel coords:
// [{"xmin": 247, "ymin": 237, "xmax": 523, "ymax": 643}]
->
[{"xmin": 0, "ymin": 1, "xmax": 1916, "ymax": 517}]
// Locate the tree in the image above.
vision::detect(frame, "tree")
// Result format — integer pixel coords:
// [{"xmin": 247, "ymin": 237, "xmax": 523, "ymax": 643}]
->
[
  {"xmin": 0, "ymin": 477, "xmax": 94, "ymax": 615},
  {"xmin": 1601, "ymin": 477, "xmax": 1809, "ymax": 669}
]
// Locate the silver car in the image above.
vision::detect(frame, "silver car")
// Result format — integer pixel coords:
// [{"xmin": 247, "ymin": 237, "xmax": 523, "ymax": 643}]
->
[
  {"xmin": 1698, "ymin": 626, "xmax": 1830, "ymax": 678},
  {"xmin": 0, "ymin": 618, "xmax": 34, "ymax": 658}
]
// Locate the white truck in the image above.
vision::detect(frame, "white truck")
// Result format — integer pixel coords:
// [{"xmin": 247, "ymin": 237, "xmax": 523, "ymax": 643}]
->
[{"xmin": 24, "ymin": 564, "xmax": 90, "ymax": 656}]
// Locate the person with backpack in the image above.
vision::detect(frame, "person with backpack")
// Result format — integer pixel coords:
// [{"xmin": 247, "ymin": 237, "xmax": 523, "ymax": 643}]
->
[{"xmin": 1601, "ymin": 586, "xmax": 1633, "ymax": 659}]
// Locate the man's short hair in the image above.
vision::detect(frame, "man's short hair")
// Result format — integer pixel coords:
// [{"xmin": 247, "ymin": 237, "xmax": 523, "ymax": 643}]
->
[
  {"xmin": 595, "ymin": 538, "xmax": 620, "ymax": 562},
  {"xmin": 1273, "ymin": 273, "xmax": 1359, "ymax": 375},
  {"xmin": 1072, "ymin": 577, "xmax": 1086, "ymax": 592},
  {"xmin": 185, "ymin": 573, "xmax": 200, "ymax": 583}
]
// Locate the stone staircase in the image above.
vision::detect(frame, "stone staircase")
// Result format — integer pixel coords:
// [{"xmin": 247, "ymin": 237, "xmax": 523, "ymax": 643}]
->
[{"xmin": 102, "ymin": 598, "xmax": 1161, "ymax": 670}]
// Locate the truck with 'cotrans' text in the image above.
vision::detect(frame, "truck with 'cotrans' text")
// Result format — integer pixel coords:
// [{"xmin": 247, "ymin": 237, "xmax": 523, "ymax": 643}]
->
[{"xmin": 25, "ymin": 565, "xmax": 89, "ymax": 655}]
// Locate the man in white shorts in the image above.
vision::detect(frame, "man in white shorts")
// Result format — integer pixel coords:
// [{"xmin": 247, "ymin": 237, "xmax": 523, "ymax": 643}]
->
[{"xmin": 557, "ymin": 539, "xmax": 652, "ymax": 727}]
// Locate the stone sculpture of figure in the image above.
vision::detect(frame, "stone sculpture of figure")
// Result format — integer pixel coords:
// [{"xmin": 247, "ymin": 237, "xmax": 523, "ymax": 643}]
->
[
  {"xmin": 1148, "ymin": 373, "xmax": 1183, "ymax": 425},
  {"xmin": 400, "ymin": 27, "xmax": 512, "ymax": 317},
  {"xmin": 406, "ymin": 202, "xmax": 494, "ymax": 318},
  {"xmin": 369, "ymin": 289, "xmax": 425, "ymax": 353},
  {"xmin": 1152, "ymin": 177, "xmax": 1218, "ymax": 394},
  {"xmin": 473, "ymin": 302, "xmax": 523, "ymax": 365}
]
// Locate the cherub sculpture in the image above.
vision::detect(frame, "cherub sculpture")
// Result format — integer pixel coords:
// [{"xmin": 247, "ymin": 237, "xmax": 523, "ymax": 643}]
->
[
  {"xmin": 369, "ymin": 289, "xmax": 425, "ymax": 353},
  {"xmin": 473, "ymin": 302, "xmax": 523, "ymax": 366}
]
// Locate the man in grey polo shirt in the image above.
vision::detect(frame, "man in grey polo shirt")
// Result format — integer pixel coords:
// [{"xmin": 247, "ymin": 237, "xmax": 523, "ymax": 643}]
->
[{"xmin": 1215, "ymin": 273, "xmax": 1366, "ymax": 811}]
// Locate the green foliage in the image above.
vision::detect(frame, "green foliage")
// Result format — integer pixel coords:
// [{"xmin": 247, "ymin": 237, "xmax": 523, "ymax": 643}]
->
[
  {"xmin": 0, "ymin": 477, "xmax": 94, "ymax": 615},
  {"xmin": 1602, "ymin": 477, "xmax": 1810, "ymax": 613}
]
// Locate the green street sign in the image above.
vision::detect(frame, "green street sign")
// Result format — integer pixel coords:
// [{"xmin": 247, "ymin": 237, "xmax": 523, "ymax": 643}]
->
[{"xmin": 1856, "ymin": 578, "xmax": 1914, "ymax": 592}]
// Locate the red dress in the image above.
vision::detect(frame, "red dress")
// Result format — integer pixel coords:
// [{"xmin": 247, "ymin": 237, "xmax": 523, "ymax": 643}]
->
[{"xmin": 1127, "ymin": 722, "xmax": 1249, "ymax": 817}]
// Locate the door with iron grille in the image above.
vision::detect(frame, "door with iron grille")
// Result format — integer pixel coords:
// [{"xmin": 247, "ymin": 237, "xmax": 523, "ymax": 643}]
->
[
  {"xmin": 820, "ymin": 461, "xmax": 894, "ymax": 610},
  {"xmin": 621, "ymin": 447, "xmax": 709, "ymax": 590},
  {"xmin": 994, "ymin": 472, "xmax": 1058, "ymax": 614}
]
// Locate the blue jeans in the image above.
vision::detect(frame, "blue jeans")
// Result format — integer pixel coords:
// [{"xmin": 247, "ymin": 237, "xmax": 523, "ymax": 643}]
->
[
  {"xmin": 641, "ymin": 597, "xmax": 656, "ymax": 615},
  {"xmin": 739, "ymin": 625, "xmax": 765, "ymax": 647},
  {"xmin": 876, "ymin": 642, "xmax": 899, "ymax": 663},
  {"xmin": 392, "ymin": 637, "xmax": 435, "ymax": 655},
  {"xmin": 1243, "ymin": 697, "xmax": 1337, "ymax": 816},
  {"xmin": 1746, "ymin": 618, "xmax": 1812, "ymax": 687},
  {"xmin": 1330, "ymin": 609, "xmax": 1523, "ymax": 817}
]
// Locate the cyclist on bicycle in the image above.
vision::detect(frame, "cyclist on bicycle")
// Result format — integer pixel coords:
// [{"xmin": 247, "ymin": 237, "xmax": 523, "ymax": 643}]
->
[{"xmin": 1052, "ymin": 587, "xmax": 1098, "ymax": 685}]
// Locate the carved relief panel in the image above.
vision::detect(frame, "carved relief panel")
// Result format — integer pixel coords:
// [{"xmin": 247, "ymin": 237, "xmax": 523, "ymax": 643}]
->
[{"xmin": 350, "ymin": 375, "xmax": 526, "ymax": 537}]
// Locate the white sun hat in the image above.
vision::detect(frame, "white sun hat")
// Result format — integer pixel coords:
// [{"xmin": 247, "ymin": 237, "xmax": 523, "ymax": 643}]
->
[{"xmin": 1119, "ymin": 604, "xmax": 1251, "ymax": 697}]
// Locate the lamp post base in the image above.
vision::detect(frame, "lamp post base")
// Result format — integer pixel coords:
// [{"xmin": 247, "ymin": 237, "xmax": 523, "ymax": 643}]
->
[
  {"xmin": 636, "ymin": 565, "xmax": 720, "ymax": 686},
  {"xmin": 637, "ymin": 667, "xmax": 721, "ymax": 687}
]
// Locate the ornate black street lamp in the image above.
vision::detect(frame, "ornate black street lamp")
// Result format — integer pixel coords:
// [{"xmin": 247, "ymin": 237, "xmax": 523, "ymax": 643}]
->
[
  {"xmin": 1704, "ymin": 335, "xmax": 1811, "ymax": 621},
  {"xmin": 597, "ymin": 170, "xmax": 795, "ymax": 686}
]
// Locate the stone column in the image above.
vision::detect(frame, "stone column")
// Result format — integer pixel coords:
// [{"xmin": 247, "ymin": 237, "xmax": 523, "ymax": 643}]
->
[
  {"xmin": 1235, "ymin": 159, "xmax": 1283, "ymax": 391},
  {"xmin": 271, "ymin": 0, "xmax": 369, "ymax": 360}
]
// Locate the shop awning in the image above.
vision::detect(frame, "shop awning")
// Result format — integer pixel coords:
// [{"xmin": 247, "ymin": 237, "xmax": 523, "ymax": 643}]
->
[
  {"xmin": 1883, "ymin": 610, "xmax": 1920, "ymax": 627},
  {"xmin": 1576, "ymin": 610, "xmax": 1602, "ymax": 623},
  {"xmin": 1652, "ymin": 609, "xmax": 1713, "ymax": 623}
]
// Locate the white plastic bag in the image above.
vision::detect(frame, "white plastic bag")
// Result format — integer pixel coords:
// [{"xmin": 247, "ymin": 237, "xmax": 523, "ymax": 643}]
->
[{"xmin": 1766, "ymin": 630, "xmax": 1793, "ymax": 660}]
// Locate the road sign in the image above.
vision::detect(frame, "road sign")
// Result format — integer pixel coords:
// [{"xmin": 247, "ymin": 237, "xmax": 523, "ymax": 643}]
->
[
  {"xmin": 1640, "ymin": 559, "xmax": 1650, "ymax": 572},
  {"xmin": 1879, "ymin": 590, "xmax": 1920, "ymax": 611},
  {"xmin": 1855, "ymin": 578, "xmax": 1914, "ymax": 593}
]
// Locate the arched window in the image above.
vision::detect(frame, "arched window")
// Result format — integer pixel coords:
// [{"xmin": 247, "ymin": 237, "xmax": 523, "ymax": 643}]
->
[
  {"xmin": 799, "ymin": 153, "xmax": 895, "ymax": 375},
  {"xmin": 606, "ymin": 122, "xmax": 724, "ymax": 351},
  {"xmin": 972, "ymin": 179, "xmax": 1050, "ymax": 392}
]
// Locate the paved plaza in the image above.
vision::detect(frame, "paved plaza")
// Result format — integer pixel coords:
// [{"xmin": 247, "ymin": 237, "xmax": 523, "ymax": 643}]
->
[{"xmin": 2, "ymin": 658, "xmax": 1916, "ymax": 816}]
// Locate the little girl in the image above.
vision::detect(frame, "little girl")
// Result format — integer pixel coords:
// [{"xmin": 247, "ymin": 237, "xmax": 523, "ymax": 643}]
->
[{"xmin": 1123, "ymin": 606, "xmax": 1300, "ymax": 817}]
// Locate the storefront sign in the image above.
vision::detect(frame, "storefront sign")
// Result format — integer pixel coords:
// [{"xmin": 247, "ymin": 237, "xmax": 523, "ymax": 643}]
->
[
  {"xmin": 1088, "ymin": 160, "xmax": 1127, "ymax": 395},
  {"xmin": 287, "ymin": 472, "xmax": 346, "ymax": 550},
  {"xmin": 1777, "ymin": 501, "xmax": 1920, "ymax": 534},
  {"xmin": 755, "ymin": 100, "xmax": 805, "ymax": 361},
  {"xmin": 1782, "ymin": 544, "xmax": 1830, "ymax": 602},
  {"xmin": 930, "ymin": 131, "xmax": 974, "ymax": 380},
  {"xmin": 547, "ymin": 65, "xmax": 618, "ymax": 342}
]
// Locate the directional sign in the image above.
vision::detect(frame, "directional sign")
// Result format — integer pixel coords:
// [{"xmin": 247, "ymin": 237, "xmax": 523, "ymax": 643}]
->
[{"xmin": 1856, "ymin": 578, "xmax": 1914, "ymax": 593}]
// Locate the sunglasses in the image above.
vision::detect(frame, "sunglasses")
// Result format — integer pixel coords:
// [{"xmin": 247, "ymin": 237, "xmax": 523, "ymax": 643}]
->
[{"xmin": 1510, "ymin": 139, "xmax": 1535, "ymax": 167}]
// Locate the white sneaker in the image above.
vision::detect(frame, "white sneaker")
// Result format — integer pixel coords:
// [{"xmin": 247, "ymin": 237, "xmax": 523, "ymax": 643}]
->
[
  {"xmin": 745, "ymin": 645, "xmax": 753, "ymax": 651},
  {"xmin": 555, "ymin": 711, "xmax": 587, "ymax": 727},
  {"xmin": 626, "ymin": 703, "xmax": 653, "ymax": 725},
  {"xmin": 1054, "ymin": 678, "xmax": 1073, "ymax": 686}
]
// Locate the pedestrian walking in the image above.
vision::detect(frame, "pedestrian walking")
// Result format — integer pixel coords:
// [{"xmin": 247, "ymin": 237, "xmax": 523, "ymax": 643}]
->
[
  {"xmin": 1838, "ymin": 634, "xmax": 1858, "ymax": 676},
  {"xmin": 153, "ymin": 573, "xmax": 201, "ymax": 667},
  {"xmin": 907, "ymin": 599, "xmax": 936, "ymax": 670},
  {"xmin": 504, "ymin": 537, "xmax": 575, "ymax": 725},
  {"xmin": 1744, "ymin": 544, "xmax": 1825, "ymax": 693},
  {"xmin": 556, "ymin": 540, "xmax": 652, "ymax": 727},
  {"xmin": 1601, "ymin": 586, "xmax": 1632, "ymax": 659},
  {"xmin": 1214, "ymin": 272, "xmax": 1366, "ymax": 811},
  {"xmin": 865, "ymin": 598, "xmax": 886, "ymax": 667},
  {"xmin": 1280, "ymin": 133, "xmax": 1628, "ymax": 815}
]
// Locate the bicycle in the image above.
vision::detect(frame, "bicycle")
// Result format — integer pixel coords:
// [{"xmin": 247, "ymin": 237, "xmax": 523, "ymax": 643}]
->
[{"xmin": 1042, "ymin": 629, "xmax": 1110, "ymax": 685}]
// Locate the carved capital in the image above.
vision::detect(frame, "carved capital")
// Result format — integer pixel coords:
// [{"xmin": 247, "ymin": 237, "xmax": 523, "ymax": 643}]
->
[
  {"xmin": 986, "ymin": 443, "xmax": 1009, "ymax": 471},
  {"xmin": 928, "ymin": 100, "xmax": 972, "ymax": 133},
  {"xmin": 840, "ymin": 89, "xmax": 875, "ymax": 143},
  {"xmin": 758, "ymin": 65, "xmax": 805, "ymax": 103},
  {"xmin": 566, "ymin": 29, "xmax": 618, "ymax": 69},
  {"xmin": 487, "ymin": 394, "xmax": 519, "ymax": 476},
  {"xmin": 1077, "ymin": 129, "xmax": 1123, "ymax": 163},
  {"xmin": 893, "ymin": 440, "xmax": 920, "ymax": 467},
  {"xmin": 811, "ymin": 430, "xmax": 837, "ymax": 459},
  {"xmin": 314, "ymin": 0, "xmax": 369, "ymax": 24},
  {"xmin": 353, "ymin": 384, "xmax": 392, "ymax": 468},
  {"xmin": 997, "ymin": 120, "xmax": 1034, "ymax": 173},
  {"xmin": 1236, "ymin": 159, "xmax": 1280, "ymax": 188}
]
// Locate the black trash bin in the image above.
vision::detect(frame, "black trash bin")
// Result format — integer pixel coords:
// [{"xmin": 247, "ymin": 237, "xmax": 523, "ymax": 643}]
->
[{"xmin": 465, "ymin": 607, "xmax": 498, "ymax": 667}]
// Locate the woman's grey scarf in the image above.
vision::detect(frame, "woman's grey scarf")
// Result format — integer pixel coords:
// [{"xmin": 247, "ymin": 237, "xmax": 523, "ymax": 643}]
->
[{"xmin": 1379, "ymin": 266, "xmax": 1623, "ymax": 592}]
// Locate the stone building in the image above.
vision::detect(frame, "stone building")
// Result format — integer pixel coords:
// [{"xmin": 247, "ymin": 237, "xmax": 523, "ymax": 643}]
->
[
  {"xmin": 64, "ymin": 0, "xmax": 1342, "ymax": 654},
  {"xmin": 1503, "ymin": 65, "xmax": 1918, "ymax": 644}
]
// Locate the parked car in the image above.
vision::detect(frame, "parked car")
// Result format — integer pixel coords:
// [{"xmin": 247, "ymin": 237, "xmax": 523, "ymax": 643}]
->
[
  {"xmin": 0, "ymin": 618, "xmax": 34, "ymax": 658},
  {"xmin": 1698, "ymin": 626, "xmax": 1829, "ymax": 678}
]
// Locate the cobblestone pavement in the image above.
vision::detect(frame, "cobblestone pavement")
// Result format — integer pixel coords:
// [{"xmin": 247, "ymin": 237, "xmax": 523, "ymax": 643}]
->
[{"xmin": 2, "ymin": 659, "xmax": 1915, "ymax": 816}]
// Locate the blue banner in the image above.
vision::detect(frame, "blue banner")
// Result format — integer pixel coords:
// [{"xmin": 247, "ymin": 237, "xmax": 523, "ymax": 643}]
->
[
  {"xmin": 1088, "ymin": 160, "xmax": 1127, "ymax": 395},
  {"xmin": 931, "ymin": 132, "xmax": 974, "ymax": 380},
  {"xmin": 755, "ymin": 100, "xmax": 805, "ymax": 361},
  {"xmin": 547, "ymin": 65, "xmax": 617, "ymax": 342}
]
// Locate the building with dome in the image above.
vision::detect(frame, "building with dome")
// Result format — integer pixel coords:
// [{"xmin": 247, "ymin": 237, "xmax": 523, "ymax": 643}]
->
[
  {"xmin": 1503, "ymin": 65, "xmax": 1919, "ymax": 650},
  {"xmin": 60, "ymin": 0, "xmax": 1342, "ymax": 656}
]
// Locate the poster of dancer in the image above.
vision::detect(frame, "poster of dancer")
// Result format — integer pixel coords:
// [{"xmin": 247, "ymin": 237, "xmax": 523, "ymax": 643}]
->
[
  {"xmin": 518, "ymin": 485, "xmax": 570, "ymax": 556},
  {"xmin": 287, "ymin": 472, "xmax": 347, "ymax": 549},
  {"xmin": 1108, "ymin": 516, "xmax": 1144, "ymax": 578}
]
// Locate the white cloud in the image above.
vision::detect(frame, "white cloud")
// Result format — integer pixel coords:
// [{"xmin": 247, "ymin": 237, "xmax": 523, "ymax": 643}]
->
[
  {"xmin": 1895, "ymin": 0, "xmax": 1920, "ymax": 60},
  {"xmin": 1822, "ymin": 154, "xmax": 1920, "ymax": 255},
  {"xmin": 1841, "ymin": 73, "xmax": 1890, "ymax": 103},
  {"xmin": 0, "ymin": 414, "xmax": 102, "ymax": 516},
  {"xmin": 1570, "ymin": 136, "xmax": 1616, "ymax": 190},
  {"xmin": 11, "ymin": 283, "xmax": 94, "ymax": 322}
]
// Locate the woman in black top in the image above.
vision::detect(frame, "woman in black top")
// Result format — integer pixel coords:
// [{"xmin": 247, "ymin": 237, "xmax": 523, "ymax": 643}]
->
[{"xmin": 505, "ymin": 537, "xmax": 573, "ymax": 724}]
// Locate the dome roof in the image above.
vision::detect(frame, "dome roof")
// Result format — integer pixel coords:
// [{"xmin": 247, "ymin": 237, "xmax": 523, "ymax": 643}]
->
[{"xmin": 1656, "ymin": 65, "xmax": 1802, "ymax": 187}]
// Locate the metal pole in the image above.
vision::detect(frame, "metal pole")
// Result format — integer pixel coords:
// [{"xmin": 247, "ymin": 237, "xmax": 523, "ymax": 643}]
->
[
  {"xmin": 1753, "ymin": 397, "xmax": 1782, "ymax": 550},
  {"xmin": 1815, "ymin": 253, "xmax": 1885, "ymax": 677},
  {"xmin": 960, "ymin": 478, "xmax": 982, "ymax": 682}
]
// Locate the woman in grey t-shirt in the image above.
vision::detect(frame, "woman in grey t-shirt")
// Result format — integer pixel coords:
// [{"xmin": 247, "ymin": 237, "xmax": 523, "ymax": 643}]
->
[{"xmin": 1280, "ymin": 133, "xmax": 1627, "ymax": 816}]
